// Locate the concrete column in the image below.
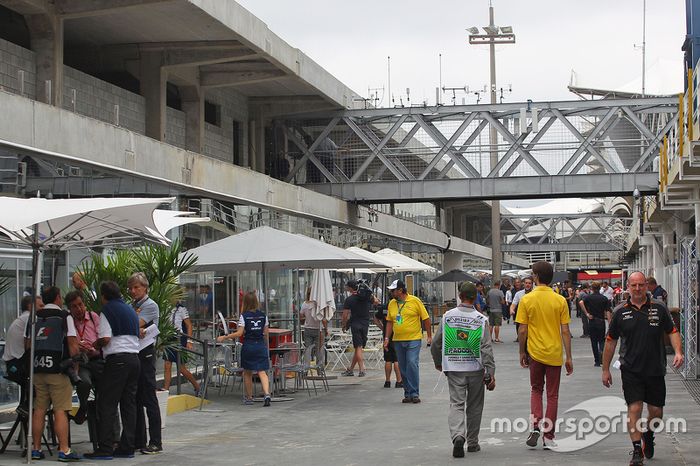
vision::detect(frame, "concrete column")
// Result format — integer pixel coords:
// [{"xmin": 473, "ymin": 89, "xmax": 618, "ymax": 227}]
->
[
  {"xmin": 247, "ymin": 119, "xmax": 255, "ymax": 169},
  {"xmin": 26, "ymin": 14, "xmax": 63, "ymax": 106},
  {"xmin": 181, "ymin": 85, "xmax": 204, "ymax": 153},
  {"xmin": 256, "ymin": 114, "xmax": 266, "ymax": 174},
  {"xmin": 444, "ymin": 207, "xmax": 454, "ymax": 237},
  {"xmin": 140, "ymin": 51, "xmax": 167, "ymax": 141},
  {"xmin": 248, "ymin": 108, "xmax": 266, "ymax": 173},
  {"xmin": 437, "ymin": 204, "xmax": 446, "ymax": 232},
  {"xmin": 443, "ymin": 251, "xmax": 465, "ymax": 302}
]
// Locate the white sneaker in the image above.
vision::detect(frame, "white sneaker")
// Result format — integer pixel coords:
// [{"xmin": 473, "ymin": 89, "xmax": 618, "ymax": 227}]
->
[{"xmin": 543, "ymin": 439, "xmax": 559, "ymax": 450}]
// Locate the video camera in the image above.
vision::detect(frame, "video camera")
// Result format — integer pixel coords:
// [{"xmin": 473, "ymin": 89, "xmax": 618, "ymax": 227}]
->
[{"xmin": 59, "ymin": 353, "xmax": 88, "ymax": 385}]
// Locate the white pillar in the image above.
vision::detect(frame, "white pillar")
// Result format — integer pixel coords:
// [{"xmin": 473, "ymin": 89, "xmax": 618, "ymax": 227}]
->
[{"xmin": 443, "ymin": 252, "xmax": 464, "ymax": 302}]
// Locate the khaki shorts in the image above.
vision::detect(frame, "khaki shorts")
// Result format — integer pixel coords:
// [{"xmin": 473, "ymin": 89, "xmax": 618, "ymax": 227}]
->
[
  {"xmin": 33, "ymin": 373, "xmax": 73, "ymax": 411},
  {"xmin": 489, "ymin": 312, "xmax": 503, "ymax": 327}
]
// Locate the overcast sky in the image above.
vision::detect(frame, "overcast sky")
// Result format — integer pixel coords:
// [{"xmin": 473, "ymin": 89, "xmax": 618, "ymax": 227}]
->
[{"xmin": 237, "ymin": 0, "xmax": 686, "ymax": 105}]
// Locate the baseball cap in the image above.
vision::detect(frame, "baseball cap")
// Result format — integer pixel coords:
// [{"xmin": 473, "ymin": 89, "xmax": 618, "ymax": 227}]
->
[
  {"xmin": 459, "ymin": 281, "xmax": 477, "ymax": 300},
  {"xmin": 387, "ymin": 279, "xmax": 405, "ymax": 290}
]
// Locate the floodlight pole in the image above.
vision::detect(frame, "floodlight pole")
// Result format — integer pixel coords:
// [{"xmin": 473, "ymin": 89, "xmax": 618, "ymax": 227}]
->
[{"xmin": 468, "ymin": 4, "xmax": 515, "ymax": 282}]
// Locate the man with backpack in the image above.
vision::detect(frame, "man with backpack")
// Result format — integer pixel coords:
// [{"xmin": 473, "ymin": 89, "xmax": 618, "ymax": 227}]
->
[
  {"xmin": 341, "ymin": 280, "xmax": 377, "ymax": 377},
  {"xmin": 26, "ymin": 286, "xmax": 81, "ymax": 461}
]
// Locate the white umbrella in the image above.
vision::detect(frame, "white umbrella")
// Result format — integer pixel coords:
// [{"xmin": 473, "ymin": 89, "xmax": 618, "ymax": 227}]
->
[
  {"xmin": 341, "ymin": 247, "xmax": 397, "ymax": 272},
  {"xmin": 310, "ymin": 269, "xmax": 336, "ymax": 322},
  {"xmin": 375, "ymin": 248, "xmax": 437, "ymax": 272},
  {"xmin": 187, "ymin": 226, "xmax": 376, "ymax": 273},
  {"xmin": 308, "ymin": 269, "xmax": 335, "ymax": 367},
  {"xmin": 186, "ymin": 226, "xmax": 378, "ymax": 341},
  {"xmin": 0, "ymin": 195, "xmax": 208, "ymax": 463}
]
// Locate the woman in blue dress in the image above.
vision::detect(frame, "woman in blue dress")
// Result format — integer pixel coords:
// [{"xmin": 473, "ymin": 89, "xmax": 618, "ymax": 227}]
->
[{"xmin": 217, "ymin": 292, "xmax": 272, "ymax": 406}]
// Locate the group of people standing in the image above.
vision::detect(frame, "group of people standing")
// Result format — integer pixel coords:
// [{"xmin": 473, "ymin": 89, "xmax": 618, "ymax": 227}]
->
[
  {"xmin": 2, "ymin": 272, "xmax": 165, "ymax": 460},
  {"xmin": 429, "ymin": 262, "xmax": 683, "ymax": 466}
]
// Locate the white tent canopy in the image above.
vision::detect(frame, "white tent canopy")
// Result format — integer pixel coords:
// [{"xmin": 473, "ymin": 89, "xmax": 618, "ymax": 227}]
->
[
  {"xmin": 0, "ymin": 196, "xmax": 205, "ymax": 248},
  {"xmin": 336, "ymin": 247, "xmax": 398, "ymax": 273},
  {"xmin": 187, "ymin": 226, "xmax": 377, "ymax": 273},
  {"xmin": 375, "ymin": 248, "xmax": 437, "ymax": 272}
]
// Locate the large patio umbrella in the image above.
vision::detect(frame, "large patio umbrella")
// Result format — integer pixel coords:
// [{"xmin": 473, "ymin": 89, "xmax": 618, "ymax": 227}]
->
[
  {"xmin": 0, "ymin": 195, "xmax": 208, "ymax": 462},
  {"xmin": 186, "ymin": 226, "xmax": 378, "ymax": 331},
  {"xmin": 374, "ymin": 248, "xmax": 437, "ymax": 272},
  {"xmin": 431, "ymin": 269, "xmax": 478, "ymax": 300},
  {"xmin": 187, "ymin": 226, "xmax": 375, "ymax": 274}
]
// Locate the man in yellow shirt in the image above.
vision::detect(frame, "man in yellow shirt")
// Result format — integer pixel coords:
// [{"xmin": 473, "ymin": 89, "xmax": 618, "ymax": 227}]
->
[
  {"xmin": 516, "ymin": 261, "xmax": 573, "ymax": 450},
  {"xmin": 384, "ymin": 280, "xmax": 431, "ymax": 404}
]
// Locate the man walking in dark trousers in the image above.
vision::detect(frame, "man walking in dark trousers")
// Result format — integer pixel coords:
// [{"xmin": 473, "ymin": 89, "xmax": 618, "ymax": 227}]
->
[
  {"xmin": 127, "ymin": 272, "xmax": 162, "ymax": 455},
  {"xmin": 579, "ymin": 282, "xmax": 611, "ymax": 367},
  {"xmin": 84, "ymin": 281, "xmax": 140, "ymax": 460},
  {"xmin": 602, "ymin": 272, "xmax": 683, "ymax": 466}
]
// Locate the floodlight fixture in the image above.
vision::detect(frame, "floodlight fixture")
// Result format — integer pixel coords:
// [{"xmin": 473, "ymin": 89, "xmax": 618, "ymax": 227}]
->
[
  {"xmin": 466, "ymin": 26, "xmax": 479, "ymax": 35},
  {"xmin": 500, "ymin": 26, "xmax": 513, "ymax": 34},
  {"xmin": 483, "ymin": 25, "xmax": 499, "ymax": 35}
]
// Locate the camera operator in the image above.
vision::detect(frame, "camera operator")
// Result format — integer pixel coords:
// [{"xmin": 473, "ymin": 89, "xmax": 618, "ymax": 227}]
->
[
  {"xmin": 341, "ymin": 280, "xmax": 378, "ymax": 377},
  {"xmin": 3, "ymin": 295, "xmax": 42, "ymax": 416},
  {"xmin": 65, "ymin": 290, "xmax": 102, "ymax": 425},
  {"xmin": 25, "ymin": 286, "xmax": 80, "ymax": 461}
]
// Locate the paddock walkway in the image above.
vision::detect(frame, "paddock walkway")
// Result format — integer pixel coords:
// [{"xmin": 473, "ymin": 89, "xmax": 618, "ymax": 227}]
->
[{"xmin": 2, "ymin": 318, "xmax": 698, "ymax": 465}]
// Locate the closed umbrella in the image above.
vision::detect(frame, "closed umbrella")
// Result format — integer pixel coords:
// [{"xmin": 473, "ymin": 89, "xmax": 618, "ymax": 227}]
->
[
  {"xmin": 309, "ymin": 269, "xmax": 335, "ymax": 367},
  {"xmin": 310, "ymin": 269, "xmax": 335, "ymax": 322}
]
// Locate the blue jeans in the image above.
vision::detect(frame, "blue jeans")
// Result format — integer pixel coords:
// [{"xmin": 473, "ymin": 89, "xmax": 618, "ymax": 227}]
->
[{"xmin": 394, "ymin": 339, "xmax": 422, "ymax": 398}]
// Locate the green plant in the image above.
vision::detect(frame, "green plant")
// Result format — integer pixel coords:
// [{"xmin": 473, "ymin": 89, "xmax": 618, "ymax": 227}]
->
[{"xmin": 76, "ymin": 239, "xmax": 197, "ymax": 356}]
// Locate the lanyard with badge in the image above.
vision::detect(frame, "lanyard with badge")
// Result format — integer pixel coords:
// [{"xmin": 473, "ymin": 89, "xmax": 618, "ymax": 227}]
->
[{"xmin": 395, "ymin": 300, "xmax": 407, "ymax": 325}]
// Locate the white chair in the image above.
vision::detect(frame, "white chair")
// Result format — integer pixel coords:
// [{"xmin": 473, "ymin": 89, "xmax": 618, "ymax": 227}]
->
[
  {"xmin": 325, "ymin": 331, "xmax": 351, "ymax": 371},
  {"xmin": 363, "ymin": 325, "xmax": 384, "ymax": 370}
]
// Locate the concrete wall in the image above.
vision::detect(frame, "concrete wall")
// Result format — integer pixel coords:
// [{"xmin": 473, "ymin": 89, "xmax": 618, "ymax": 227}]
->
[
  {"xmin": 0, "ymin": 38, "xmax": 36, "ymax": 99},
  {"xmin": 165, "ymin": 107, "xmax": 186, "ymax": 149},
  {"xmin": 0, "ymin": 89, "xmax": 526, "ymax": 264},
  {"xmin": 62, "ymin": 66, "xmax": 146, "ymax": 134},
  {"xmin": 203, "ymin": 88, "xmax": 248, "ymax": 164}
]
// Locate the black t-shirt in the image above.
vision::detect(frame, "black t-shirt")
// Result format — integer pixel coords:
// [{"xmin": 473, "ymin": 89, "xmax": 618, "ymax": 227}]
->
[
  {"xmin": 607, "ymin": 298, "xmax": 676, "ymax": 376},
  {"xmin": 374, "ymin": 307, "xmax": 388, "ymax": 337},
  {"xmin": 343, "ymin": 294, "xmax": 370, "ymax": 328},
  {"xmin": 583, "ymin": 292, "xmax": 611, "ymax": 320}
]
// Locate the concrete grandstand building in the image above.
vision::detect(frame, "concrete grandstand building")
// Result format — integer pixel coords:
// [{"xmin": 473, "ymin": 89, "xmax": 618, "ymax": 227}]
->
[{"xmin": 0, "ymin": 0, "xmax": 534, "ymax": 374}]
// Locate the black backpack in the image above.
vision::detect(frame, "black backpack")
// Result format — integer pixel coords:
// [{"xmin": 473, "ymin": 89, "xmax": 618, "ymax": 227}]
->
[{"xmin": 32, "ymin": 314, "xmax": 66, "ymax": 374}]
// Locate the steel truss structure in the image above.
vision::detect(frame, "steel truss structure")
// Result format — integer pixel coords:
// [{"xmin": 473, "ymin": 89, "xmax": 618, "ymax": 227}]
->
[
  {"xmin": 681, "ymin": 236, "xmax": 698, "ymax": 379},
  {"xmin": 277, "ymin": 98, "xmax": 677, "ymax": 202},
  {"xmin": 499, "ymin": 213, "xmax": 632, "ymax": 253}
]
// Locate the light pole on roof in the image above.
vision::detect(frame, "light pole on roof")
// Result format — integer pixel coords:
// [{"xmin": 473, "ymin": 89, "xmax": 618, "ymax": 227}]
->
[{"xmin": 467, "ymin": 2, "xmax": 515, "ymax": 280}]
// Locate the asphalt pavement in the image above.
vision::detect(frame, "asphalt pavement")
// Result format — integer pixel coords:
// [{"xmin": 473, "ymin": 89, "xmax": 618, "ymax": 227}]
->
[{"xmin": 1, "ymin": 317, "xmax": 698, "ymax": 465}]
